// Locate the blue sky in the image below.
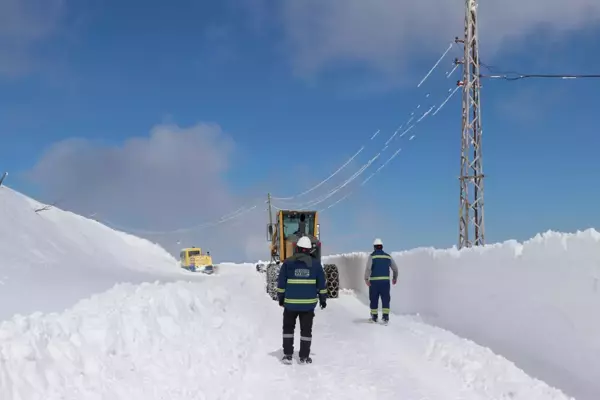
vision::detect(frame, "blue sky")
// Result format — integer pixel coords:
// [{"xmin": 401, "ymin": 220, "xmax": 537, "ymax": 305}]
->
[{"xmin": 1, "ymin": 0, "xmax": 599, "ymax": 261}]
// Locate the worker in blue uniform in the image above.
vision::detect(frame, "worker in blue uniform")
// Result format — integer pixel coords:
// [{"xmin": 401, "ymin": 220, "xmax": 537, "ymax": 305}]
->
[
  {"xmin": 277, "ymin": 236, "xmax": 327, "ymax": 364},
  {"xmin": 364, "ymin": 238, "xmax": 398, "ymax": 323}
]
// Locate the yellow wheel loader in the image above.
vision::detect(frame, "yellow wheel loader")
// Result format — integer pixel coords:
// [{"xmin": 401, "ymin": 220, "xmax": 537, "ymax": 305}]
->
[{"xmin": 264, "ymin": 210, "xmax": 339, "ymax": 301}]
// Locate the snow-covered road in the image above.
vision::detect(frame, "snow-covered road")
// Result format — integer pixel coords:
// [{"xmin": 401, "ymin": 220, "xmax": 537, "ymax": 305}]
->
[
  {"xmin": 0, "ymin": 263, "xmax": 571, "ymax": 399},
  {"xmin": 230, "ymin": 265, "xmax": 568, "ymax": 400}
]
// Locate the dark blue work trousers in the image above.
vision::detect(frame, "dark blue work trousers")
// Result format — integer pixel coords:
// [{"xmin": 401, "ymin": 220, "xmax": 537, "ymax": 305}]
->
[{"xmin": 369, "ymin": 280, "xmax": 390, "ymax": 318}]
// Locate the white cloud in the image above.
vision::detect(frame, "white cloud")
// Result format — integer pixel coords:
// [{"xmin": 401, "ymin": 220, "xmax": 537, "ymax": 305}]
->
[
  {"xmin": 277, "ymin": 0, "xmax": 600, "ymax": 78},
  {"xmin": 27, "ymin": 123, "xmax": 269, "ymax": 262},
  {"xmin": 0, "ymin": 0, "xmax": 66, "ymax": 77}
]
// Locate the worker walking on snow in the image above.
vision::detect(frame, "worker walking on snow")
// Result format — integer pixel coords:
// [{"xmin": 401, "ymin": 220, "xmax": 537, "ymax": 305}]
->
[
  {"xmin": 276, "ymin": 236, "xmax": 327, "ymax": 364},
  {"xmin": 364, "ymin": 238, "xmax": 398, "ymax": 324}
]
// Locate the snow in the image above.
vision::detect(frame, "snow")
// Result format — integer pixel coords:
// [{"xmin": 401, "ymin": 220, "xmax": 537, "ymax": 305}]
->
[
  {"xmin": 0, "ymin": 272, "xmax": 571, "ymax": 400},
  {"xmin": 0, "ymin": 187, "xmax": 180, "ymax": 321},
  {"xmin": 0, "ymin": 186, "xmax": 581, "ymax": 399},
  {"xmin": 324, "ymin": 230, "xmax": 600, "ymax": 400}
]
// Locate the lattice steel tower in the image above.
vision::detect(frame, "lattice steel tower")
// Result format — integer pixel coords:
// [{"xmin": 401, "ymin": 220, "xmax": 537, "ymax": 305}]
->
[{"xmin": 455, "ymin": 0, "xmax": 485, "ymax": 249}]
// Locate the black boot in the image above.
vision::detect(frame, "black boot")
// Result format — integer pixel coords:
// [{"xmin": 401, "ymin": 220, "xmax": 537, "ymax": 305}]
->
[
  {"xmin": 281, "ymin": 354, "xmax": 293, "ymax": 364},
  {"xmin": 299, "ymin": 356, "xmax": 312, "ymax": 364}
]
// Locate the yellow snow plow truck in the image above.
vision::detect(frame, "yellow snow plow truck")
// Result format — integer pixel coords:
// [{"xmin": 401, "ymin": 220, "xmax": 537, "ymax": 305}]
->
[
  {"xmin": 180, "ymin": 247, "xmax": 215, "ymax": 274},
  {"xmin": 263, "ymin": 210, "xmax": 339, "ymax": 300}
]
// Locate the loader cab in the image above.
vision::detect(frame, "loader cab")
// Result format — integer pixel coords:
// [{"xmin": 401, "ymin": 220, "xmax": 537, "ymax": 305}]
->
[
  {"xmin": 267, "ymin": 211, "xmax": 319, "ymax": 240},
  {"xmin": 282, "ymin": 211, "xmax": 316, "ymax": 238},
  {"xmin": 266, "ymin": 210, "xmax": 321, "ymax": 261}
]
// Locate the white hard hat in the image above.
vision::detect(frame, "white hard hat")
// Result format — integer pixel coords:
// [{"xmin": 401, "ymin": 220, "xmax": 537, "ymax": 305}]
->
[
  {"xmin": 373, "ymin": 238, "xmax": 383, "ymax": 246},
  {"xmin": 297, "ymin": 236, "xmax": 312, "ymax": 249}
]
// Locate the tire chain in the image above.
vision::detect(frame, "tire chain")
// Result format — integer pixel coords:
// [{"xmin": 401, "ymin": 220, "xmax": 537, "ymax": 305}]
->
[
  {"xmin": 265, "ymin": 263, "xmax": 281, "ymax": 300},
  {"xmin": 324, "ymin": 264, "xmax": 339, "ymax": 299}
]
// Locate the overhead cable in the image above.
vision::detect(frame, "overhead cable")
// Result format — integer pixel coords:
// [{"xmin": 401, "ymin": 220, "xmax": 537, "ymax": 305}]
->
[
  {"xmin": 95, "ymin": 201, "xmax": 262, "ymax": 235},
  {"xmin": 271, "ymin": 42, "xmax": 459, "ymax": 202},
  {"xmin": 318, "ymin": 83, "xmax": 462, "ymax": 213}
]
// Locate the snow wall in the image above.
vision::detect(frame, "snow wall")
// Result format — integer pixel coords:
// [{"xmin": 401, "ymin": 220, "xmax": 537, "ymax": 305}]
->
[{"xmin": 324, "ymin": 229, "xmax": 600, "ymax": 400}]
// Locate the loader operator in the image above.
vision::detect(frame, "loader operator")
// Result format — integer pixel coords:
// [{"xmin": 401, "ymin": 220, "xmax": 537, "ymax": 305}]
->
[
  {"xmin": 276, "ymin": 236, "xmax": 327, "ymax": 364},
  {"xmin": 296, "ymin": 213, "xmax": 307, "ymax": 236},
  {"xmin": 364, "ymin": 238, "xmax": 398, "ymax": 324}
]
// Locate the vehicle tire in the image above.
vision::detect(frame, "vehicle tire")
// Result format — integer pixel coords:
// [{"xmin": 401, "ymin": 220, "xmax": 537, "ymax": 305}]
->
[
  {"xmin": 266, "ymin": 263, "xmax": 280, "ymax": 300},
  {"xmin": 265, "ymin": 263, "xmax": 273, "ymax": 293},
  {"xmin": 270, "ymin": 263, "xmax": 281, "ymax": 300},
  {"xmin": 324, "ymin": 264, "xmax": 339, "ymax": 299}
]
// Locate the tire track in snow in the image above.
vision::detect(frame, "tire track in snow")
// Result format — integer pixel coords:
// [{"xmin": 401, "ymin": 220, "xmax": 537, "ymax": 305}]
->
[
  {"xmin": 230, "ymin": 270, "xmax": 338, "ymax": 400},
  {"xmin": 228, "ymin": 270, "xmax": 466, "ymax": 399},
  {"xmin": 328, "ymin": 294, "xmax": 480, "ymax": 399},
  {"xmin": 312, "ymin": 294, "xmax": 473, "ymax": 400},
  {"xmin": 166, "ymin": 267, "xmax": 568, "ymax": 400}
]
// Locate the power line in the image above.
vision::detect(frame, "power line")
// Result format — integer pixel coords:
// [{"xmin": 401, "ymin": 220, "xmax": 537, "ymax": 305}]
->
[
  {"xmin": 114, "ymin": 43, "xmax": 461, "ymax": 237},
  {"xmin": 94, "ymin": 42, "xmax": 463, "ymax": 234},
  {"xmin": 479, "ymin": 61, "xmax": 600, "ymax": 80},
  {"xmin": 418, "ymin": 42, "xmax": 455, "ymax": 87},
  {"xmin": 274, "ymin": 81, "xmax": 462, "ymax": 214},
  {"xmin": 481, "ymin": 73, "xmax": 600, "ymax": 80},
  {"xmin": 95, "ymin": 201, "xmax": 263, "ymax": 235},
  {"xmin": 273, "ymin": 151, "xmax": 381, "ymax": 210},
  {"xmin": 274, "ymin": 46, "xmax": 464, "ymax": 211},
  {"xmin": 270, "ymin": 144, "xmax": 368, "ymax": 201},
  {"xmin": 271, "ymin": 42, "xmax": 460, "ymax": 203},
  {"xmin": 82, "ymin": 42, "xmax": 462, "ymax": 235},
  {"xmin": 316, "ymin": 84, "xmax": 462, "ymax": 213}
]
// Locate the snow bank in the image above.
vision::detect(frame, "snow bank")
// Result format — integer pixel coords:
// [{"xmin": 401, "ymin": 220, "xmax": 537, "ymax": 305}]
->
[
  {"xmin": 0, "ymin": 275, "xmax": 268, "ymax": 400},
  {"xmin": 323, "ymin": 229, "xmax": 600, "ymax": 400},
  {"xmin": 0, "ymin": 187, "xmax": 178, "ymax": 321}
]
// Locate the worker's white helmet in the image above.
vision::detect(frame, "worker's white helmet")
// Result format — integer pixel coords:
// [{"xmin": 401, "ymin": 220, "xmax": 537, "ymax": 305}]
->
[
  {"xmin": 373, "ymin": 238, "xmax": 383, "ymax": 246},
  {"xmin": 297, "ymin": 236, "xmax": 312, "ymax": 249}
]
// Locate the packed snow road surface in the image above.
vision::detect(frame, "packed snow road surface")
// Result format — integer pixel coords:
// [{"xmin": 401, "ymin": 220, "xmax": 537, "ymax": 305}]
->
[{"xmin": 0, "ymin": 264, "xmax": 571, "ymax": 400}]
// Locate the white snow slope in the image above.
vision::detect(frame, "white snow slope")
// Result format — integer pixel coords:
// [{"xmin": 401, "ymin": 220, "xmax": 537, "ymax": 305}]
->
[
  {"xmin": 0, "ymin": 187, "xmax": 576, "ymax": 399},
  {"xmin": 324, "ymin": 231, "xmax": 600, "ymax": 400},
  {"xmin": 0, "ymin": 187, "xmax": 180, "ymax": 322}
]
